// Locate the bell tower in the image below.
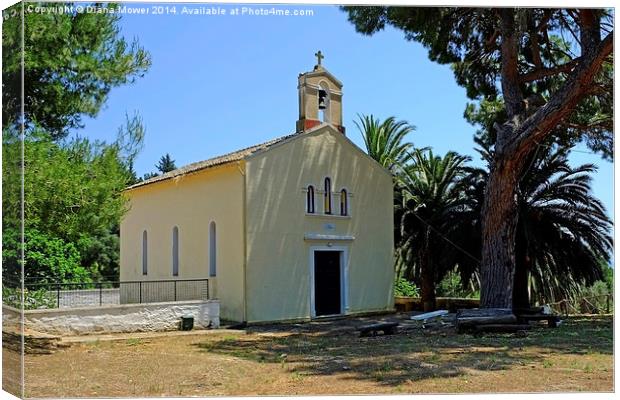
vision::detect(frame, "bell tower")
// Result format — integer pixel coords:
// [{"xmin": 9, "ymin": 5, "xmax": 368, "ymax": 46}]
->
[{"xmin": 296, "ymin": 51, "xmax": 345, "ymax": 134}]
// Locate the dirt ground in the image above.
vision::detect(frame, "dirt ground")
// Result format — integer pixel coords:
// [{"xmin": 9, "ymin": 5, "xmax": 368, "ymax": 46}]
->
[
  {"xmin": 4, "ymin": 314, "xmax": 613, "ymax": 397},
  {"xmin": 2, "ymin": 346, "xmax": 22, "ymax": 397}
]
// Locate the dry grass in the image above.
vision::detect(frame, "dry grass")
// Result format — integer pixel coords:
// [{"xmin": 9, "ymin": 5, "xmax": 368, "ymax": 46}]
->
[{"xmin": 9, "ymin": 315, "xmax": 613, "ymax": 397}]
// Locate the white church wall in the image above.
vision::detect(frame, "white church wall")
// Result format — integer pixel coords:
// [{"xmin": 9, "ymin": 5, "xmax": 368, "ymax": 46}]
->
[
  {"xmin": 244, "ymin": 126, "xmax": 395, "ymax": 322},
  {"xmin": 120, "ymin": 164, "xmax": 246, "ymax": 322}
]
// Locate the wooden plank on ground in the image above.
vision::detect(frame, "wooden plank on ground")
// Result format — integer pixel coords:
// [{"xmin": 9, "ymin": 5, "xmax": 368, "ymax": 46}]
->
[{"xmin": 456, "ymin": 308, "xmax": 517, "ymax": 333}]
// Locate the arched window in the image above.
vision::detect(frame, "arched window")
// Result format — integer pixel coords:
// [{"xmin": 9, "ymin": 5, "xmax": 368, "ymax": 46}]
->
[
  {"xmin": 209, "ymin": 221, "xmax": 217, "ymax": 277},
  {"xmin": 340, "ymin": 189, "xmax": 348, "ymax": 216},
  {"xmin": 324, "ymin": 177, "xmax": 332, "ymax": 214},
  {"xmin": 142, "ymin": 230, "xmax": 148, "ymax": 275},
  {"xmin": 172, "ymin": 226, "xmax": 179, "ymax": 276},
  {"xmin": 306, "ymin": 185, "xmax": 315, "ymax": 213}
]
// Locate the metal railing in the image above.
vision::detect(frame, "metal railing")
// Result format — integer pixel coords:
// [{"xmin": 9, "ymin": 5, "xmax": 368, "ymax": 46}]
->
[
  {"xmin": 120, "ymin": 279, "xmax": 210, "ymax": 305},
  {"xmin": 2, "ymin": 278, "xmax": 209, "ymax": 309}
]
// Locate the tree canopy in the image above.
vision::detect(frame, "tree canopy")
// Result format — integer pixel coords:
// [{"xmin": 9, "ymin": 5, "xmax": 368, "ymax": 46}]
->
[
  {"xmin": 354, "ymin": 114, "xmax": 416, "ymax": 172},
  {"xmin": 356, "ymin": 114, "xmax": 479, "ymax": 310},
  {"xmin": 342, "ymin": 7, "xmax": 613, "ymax": 308},
  {"xmin": 2, "ymin": 2, "xmax": 151, "ymax": 139},
  {"xmin": 156, "ymin": 153, "xmax": 177, "ymax": 174},
  {"xmin": 2, "ymin": 4, "xmax": 150, "ymax": 283},
  {"xmin": 396, "ymin": 149, "xmax": 475, "ymax": 311},
  {"xmin": 2, "ymin": 116, "xmax": 144, "ymax": 281},
  {"xmin": 469, "ymin": 140, "xmax": 613, "ymax": 306},
  {"xmin": 343, "ymin": 7, "xmax": 613, "ymax": 158}
]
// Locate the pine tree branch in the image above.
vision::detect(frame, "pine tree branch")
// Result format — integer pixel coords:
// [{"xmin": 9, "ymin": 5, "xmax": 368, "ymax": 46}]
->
[
  {"xmin": 485, "ymin": 29, "xmax": 500, "ymax": 51},
  {"xmin": 559, "ymin": 11, "xmax": 582, "ymax": 48},
  {"xmin": 579, "ymin": 9, "xmax": 601, "ymax": 53},
  {"xmin": 510, "ymin": 31, "xmax": 613, "ymax": 156},
  {"xmin": 530, "ymin": 31, "xmax": 543, "ymax": 70},
  {"xmin": 520, "ymin": 59, "xmax": 581, "ymax": 82},
  {"xmin": 537, "ymin": 10, "xmax": 553, "ymax": 32},
  {"xmin": 499, "ymin": 9, "xmax": 524, "ymax": 119}
]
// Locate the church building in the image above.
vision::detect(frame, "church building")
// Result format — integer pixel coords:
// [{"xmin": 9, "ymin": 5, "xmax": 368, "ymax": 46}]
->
[{"xmin": 120, "ymin": 54, "xmax": 395, "ymax": 323}]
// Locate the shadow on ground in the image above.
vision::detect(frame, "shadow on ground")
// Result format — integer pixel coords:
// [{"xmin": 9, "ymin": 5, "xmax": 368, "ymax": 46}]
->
[{"xmin": 193, "ymin": 314, "xmax": 612, "ymax": 387}]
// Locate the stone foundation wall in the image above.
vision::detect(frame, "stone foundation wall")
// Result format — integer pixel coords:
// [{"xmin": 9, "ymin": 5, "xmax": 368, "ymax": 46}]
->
[
  {"xmin": 2, "ymin": 305, "xmax": 21, "ymax": 325},
  {"xmin": 3, "ymin": 300, "xmax": 219, "ymax": 336}
]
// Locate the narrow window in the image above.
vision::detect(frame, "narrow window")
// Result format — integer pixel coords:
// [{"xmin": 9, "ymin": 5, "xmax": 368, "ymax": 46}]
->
[
  {"xmin": 209, "ymin": 221, "xmax": 216, "ymax": 277},
  {"xmin": 324, "ymin": 177, "xmax": 332, "ymax": 214},
  {"xmin": 340, "ymin": 189, "xmax": 348, "ymax": 216},
  {"xmin": 172, "ymin": 226, "xmax": 179, "ymax": 276},
  {"xmin": 306, "ymin": 185, "xmax": 315, "ymax": 213},
  {"xmin": 142, "ymin": 230, "xmax": 148, "ymax": 275}
]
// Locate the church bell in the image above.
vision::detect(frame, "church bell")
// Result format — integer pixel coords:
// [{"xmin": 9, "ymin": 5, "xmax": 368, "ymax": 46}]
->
[{"xmin": 318, "ymin": 89, "xmax": 327, "ymax": 110}]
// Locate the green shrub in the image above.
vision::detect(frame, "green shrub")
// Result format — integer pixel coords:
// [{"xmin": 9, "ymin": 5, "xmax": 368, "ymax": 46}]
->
[
  {"xmin": 574, "ymin": 280, "xmax": 613, "ymax": 314},
  {"xmin": 2, "ymin": 228, "xmax": 91, "ymax": 284},
  {"xmin": 2, "ymin": 286, "xmax": 56, "ymax": 310},
  {"xmin": 437, "ymin": 269, "xmax": 479, "ymax": 298},
  {"xmin": 394, "ymin": 277, "xmax": 420, "ymax": 297}
]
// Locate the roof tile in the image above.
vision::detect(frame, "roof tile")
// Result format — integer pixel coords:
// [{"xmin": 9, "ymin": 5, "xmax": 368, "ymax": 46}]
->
[{"xmin": 126, "ymin": 133, "xmax": 297, "ymax": 191}]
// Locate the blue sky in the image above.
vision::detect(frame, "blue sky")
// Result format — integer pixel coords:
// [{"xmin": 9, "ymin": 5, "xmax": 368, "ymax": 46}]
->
[{"xmin": 77, "ymin": 3, "xmax": 613, "ymax": 220}]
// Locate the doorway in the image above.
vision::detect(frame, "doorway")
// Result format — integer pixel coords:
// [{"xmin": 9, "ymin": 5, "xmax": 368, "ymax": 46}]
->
[{"xmin": 313, "ymin": 250, "xmax": 342, "ymax": 316}]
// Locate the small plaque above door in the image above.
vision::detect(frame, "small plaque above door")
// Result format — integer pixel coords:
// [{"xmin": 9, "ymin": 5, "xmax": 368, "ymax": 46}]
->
[{"xmin": 304, "ymin": 233, "xmax": 355, "ymax": 241}]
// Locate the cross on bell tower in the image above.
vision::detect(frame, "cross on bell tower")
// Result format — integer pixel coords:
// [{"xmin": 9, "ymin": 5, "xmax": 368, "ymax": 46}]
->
[
  {"xmin": 296, "ymin": 52, "xmax": 345, "ymax": 134},
  {"xmin": 314, "ymin": 50, "xmax": 324, "ymax": 67}
]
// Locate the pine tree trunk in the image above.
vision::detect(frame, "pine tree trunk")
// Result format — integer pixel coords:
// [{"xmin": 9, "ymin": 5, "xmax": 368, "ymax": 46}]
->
[
  {"xmin": 478, "ymin": 16, "xmax": 612, "ymax": 310},
  {"xmin": 480, "ymin": 157, "xmax": 522, "ymax": 309}
]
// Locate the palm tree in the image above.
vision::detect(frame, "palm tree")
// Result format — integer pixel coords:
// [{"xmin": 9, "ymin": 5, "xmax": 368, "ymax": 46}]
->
[
  {"xmin": 354, "ymin": 114, "xmax": 416, "ymax": 173},
  {"xmin": 355, "ymin": 113, "xmax": 417, "ymax": 283},
  {"xmin": 396, "ymin": 149, "xmax": 473, "ymax": 311},
  {"xmin": 471, "ymin": 141, "xmax": 613, "ymax": 308},
  {"xmin": 514, "ymin": 145, "xmax": 613, "ymax": 307}
]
